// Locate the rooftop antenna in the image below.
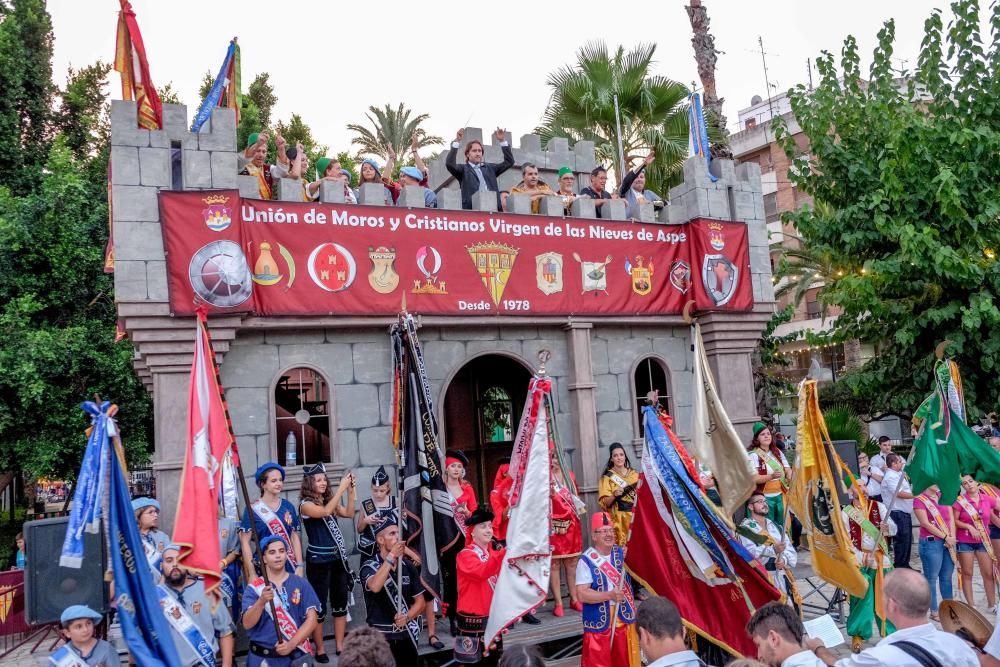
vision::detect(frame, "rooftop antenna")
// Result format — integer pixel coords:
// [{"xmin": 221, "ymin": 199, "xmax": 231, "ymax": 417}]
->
[
  {"xmin": 807, "ymin": 57, "xmax": 814, "ymax": 91},
  {"xmin": 756, "ymin": 35, "xmax": 777, "ymax": 167}
]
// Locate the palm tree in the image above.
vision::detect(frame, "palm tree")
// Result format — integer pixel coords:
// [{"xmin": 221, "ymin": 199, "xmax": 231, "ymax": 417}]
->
[
  {"xmin": 536, "ymin": 41, "xmax": 717, "ymax": 193},
  {"xmin": 347, "ymin": 103, "xmax": 443, "ymax": 162}
]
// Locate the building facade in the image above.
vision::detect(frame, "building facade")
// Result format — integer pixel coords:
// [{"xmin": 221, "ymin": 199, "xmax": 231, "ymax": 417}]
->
[{"xmin": 110, "ymin": 101, "xmax": 775, "ymax": 531}]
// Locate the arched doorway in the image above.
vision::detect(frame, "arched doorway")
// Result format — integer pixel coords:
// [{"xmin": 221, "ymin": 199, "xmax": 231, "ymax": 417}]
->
[{"xmin": 443, "ymin": 354, "xmax": 533, "ymax": 500}]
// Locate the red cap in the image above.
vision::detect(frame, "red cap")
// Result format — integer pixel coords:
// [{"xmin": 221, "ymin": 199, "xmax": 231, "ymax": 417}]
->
[{"xmin": 591, "ymin": 512, "xmax": 613, "ymax": 531}]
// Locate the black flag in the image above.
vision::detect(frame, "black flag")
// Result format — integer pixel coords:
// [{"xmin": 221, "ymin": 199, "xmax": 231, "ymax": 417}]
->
[{"xmin": 391, "ymin": 313, "xmax": 460, "ymax": 598}]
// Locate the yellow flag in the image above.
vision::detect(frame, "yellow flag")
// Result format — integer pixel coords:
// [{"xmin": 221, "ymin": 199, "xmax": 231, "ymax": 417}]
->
[{"xmin": 788, "ymin": 380, "xmax": 868, "ymax": 598}]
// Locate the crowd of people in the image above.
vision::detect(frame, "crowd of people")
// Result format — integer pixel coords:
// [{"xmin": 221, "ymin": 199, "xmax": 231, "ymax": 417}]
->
[
  {"xmin": 237, "ymin": 127, "xmax": 666, "ymax": 217},
  {"xmin": 45, "ymin": 411, "xmax": 1000, "ymax": 666}
]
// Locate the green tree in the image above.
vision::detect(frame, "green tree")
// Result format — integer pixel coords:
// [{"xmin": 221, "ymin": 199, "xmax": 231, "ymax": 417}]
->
[
  {"xmin": 0, "ymin": 0, "xmax": 54, "ymax": 193},
  {"xmin": 246, "ymin": 72, "xmax": 277, "ymax": 129},
  {"xmin": 774, "ymin": 0, "xmax": 1000, "ymax": 418},
  {"xmin": 536, "ymin": 41, "xmax": 705, "ymax": 194},
  {"xmin": 157, "ymin": 81, "xmax": 182, "ymax": 106},
  {"xmin": 275, "ymin": 113, "xmax": 328, "ymax": 171},
  {"xmin": 347, "ymin": 103, "xmax": 443, "ymax": 162},
  {"xmin": 55, "ymin": 62, "xmax": 111, "ymax": 159}
]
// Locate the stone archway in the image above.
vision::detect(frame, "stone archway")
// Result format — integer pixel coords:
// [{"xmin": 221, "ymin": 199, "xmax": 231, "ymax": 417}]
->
[{"xmin": 442, "ymin": 354, "xmax": 533, "ymax": 500}]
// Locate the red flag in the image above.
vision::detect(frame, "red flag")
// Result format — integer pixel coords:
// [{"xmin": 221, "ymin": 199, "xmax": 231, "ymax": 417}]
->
[
  {"xmin": 626, "ymin": 410, "xmax": 781, "ymax": 657},
  {"xmin": 172, "ymin": 307, "xmax": 234, "ymax": 592},
  {"xmin": 114, "ymin": 0, "xmax": 162, "ymax": 130}
]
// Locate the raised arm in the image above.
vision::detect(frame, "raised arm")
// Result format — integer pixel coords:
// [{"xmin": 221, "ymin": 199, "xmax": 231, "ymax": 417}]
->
[
  {"xmin": 445, "ymin": 128, "xmax": 465, "ymax": 180},
  {"xmin": 487, "ymin": 128, "xmax": 514, "ymax": 176}
]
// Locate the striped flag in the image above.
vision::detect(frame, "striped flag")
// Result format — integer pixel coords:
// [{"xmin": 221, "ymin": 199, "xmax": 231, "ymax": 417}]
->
[
  {"xmin": 172, "ymin": 307, "xmax": 234, "ymax": 593},
  {"xmin": 114, "ymin": 0, "xmax": 162, "ymax": 130},
  {"xmin": 191, "ymin": 38, "xmax": 241, "ymax": 132}
]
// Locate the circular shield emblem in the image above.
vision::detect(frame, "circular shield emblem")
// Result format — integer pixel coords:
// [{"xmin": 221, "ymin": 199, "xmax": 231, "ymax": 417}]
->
[
  {"xmin": 188, "ymin": 240, "xmax": 252, "ymax": 308},
  {"xmin": 307, "ymin": 242, "xmax": 357, "ymax": 292}
]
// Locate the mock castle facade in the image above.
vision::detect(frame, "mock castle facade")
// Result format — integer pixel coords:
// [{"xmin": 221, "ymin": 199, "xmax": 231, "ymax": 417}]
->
[{"xmin": 109, "ymin": 101, "xmax": 775, "ymax": 530}]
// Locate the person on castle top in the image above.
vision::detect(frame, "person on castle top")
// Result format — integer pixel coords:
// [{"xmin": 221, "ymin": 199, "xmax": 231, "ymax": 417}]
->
[
  {"xmin": 579, "ymin": 166, "xmax": 617, "ymax": 218},
  {"xmin": 739, "ymin": 493, "xmax": 798, "ymax": 604},
  {"xmin": 238, "ymin": 131, "xmax": 281, "ymax": 200},
  {"xmin": 242, "ymin": 535, "xmax": 321, "ymax": 667},
  {"xmin": 239, "ymin": 463, "xmax": 304, "ymax": 578},
  {"xmin": 397, "ymin": 166, "xmax": 437, "ymax": 207},
  {"xmin": 299, "ymin": 463, "xmax": 357, "ymax": 661},
  {"xmin": 575, "ymin": 512, "xmax": 641, "ymax": 667},
  {"xmin": 360, "ymin": 521, "xmax": 426, "ymax": 665},
  {"xmin": 556, "ymin": 167, "xmax": 583, "ymax": 213},
  {"xmin": 159, "ymin": 544, "xmax": 236, "ymax": 667},
  {"xmin": 747, "ymin": 422, "xmax": 792, "ymax": 524},
  {"xmin": 382, "ymin": 132, "xmax": 435, "ymax": 205},
  {"xmin": 597, "ymin": 443, "xmax": 640, "ymax": 546},
  {"xmin": 455, "ymin": 507, "xmax": 505, "ymax": 666},
  {"xmin": 49, "ymin": 605, "xmax": 117, "ymax": 667},
  {"xmin": 446, "ymin": 127, "xmax": 515, "ymax": 210},
  {"xmin": 618, "ymin": 151, "xmax": 663, "ymax": 220},
  {"xmin": 509, "ymin": 163, "xmax": 555, "ymax": 213},
  {"xmin": 842, "ymin": 486, "xmax": 896, "ymax": 653},
  {"xmin": 355, "ymin": 159, "xmax": 394, "ymax": 205},
  {"xmin": 313, "ymin": 157, "xmax": 357, "ymax": 204},
  {"xmin": 550, "ymin": 450, "xmax": 584, "ymax": 617},
  {"xmin": 133, "ymin": 496, "xmax": 169, "ymax": 576},
  {"xmin": 279, "ymin": 144, "xmax": 319, "ymax": 202}
]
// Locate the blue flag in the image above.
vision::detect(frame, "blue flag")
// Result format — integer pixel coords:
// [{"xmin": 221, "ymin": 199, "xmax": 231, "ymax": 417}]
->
[
  {"xmin": 60, "ymin": 402, "xmax": 111, "ymax": 567},
  {"xmin": 191, "ymin": 40, "xmax": 238, "ymax": 132},
  {"xmin": 108, "ymin": 433, "xmax": 181, "ymax": 665},
  {"xmin": 688, "ymin": 92, "xmax": 718, "ymax": 183}
]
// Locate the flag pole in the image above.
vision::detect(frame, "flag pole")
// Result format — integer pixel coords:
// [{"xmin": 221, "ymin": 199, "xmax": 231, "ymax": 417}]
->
[
  {"xmin": 199, "ymin": 309, "xmax": 281, "ymax": 639},
  {"xmin": 393, "ymin": 294, "xmax": 408, "ymax": 626}
]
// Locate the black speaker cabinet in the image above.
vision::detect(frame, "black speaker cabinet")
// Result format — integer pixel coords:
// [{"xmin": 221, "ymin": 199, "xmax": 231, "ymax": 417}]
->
[{"xmin": 24, "ymin": 516, "xmax": 109, "ymax": 625}]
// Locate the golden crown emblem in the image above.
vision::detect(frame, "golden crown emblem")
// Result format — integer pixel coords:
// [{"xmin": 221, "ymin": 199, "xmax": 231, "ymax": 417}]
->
[{"xmin": 202, "ymin": 194, "xmax": 230, "ymax": 206}]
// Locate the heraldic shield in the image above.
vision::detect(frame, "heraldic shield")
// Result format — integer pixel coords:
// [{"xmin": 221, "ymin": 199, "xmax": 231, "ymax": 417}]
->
[
  {"xmin": 535, "ymin": 252, "xmax": 563, "ymax": 296},
  {"xmin": 625, "ymin": 256, "xmax": 654, "ymax": 296},
  {"xmin": 467, "ymin": 242, "xmax": 519, "ymax": 305},
  {"xmin": 701, "ymin": 255, "xmax": 738, "ymax": 306}
]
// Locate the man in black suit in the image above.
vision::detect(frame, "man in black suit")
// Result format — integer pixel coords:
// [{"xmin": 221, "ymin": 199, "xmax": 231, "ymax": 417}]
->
[{"xmin": 445, "ymin": 127, "xmax": 515, "ymax": 210}]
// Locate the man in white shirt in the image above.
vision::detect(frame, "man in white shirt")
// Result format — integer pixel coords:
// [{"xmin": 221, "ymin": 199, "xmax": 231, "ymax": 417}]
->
[
  {"xmin": 739, "ymin": 494, "xmax": 798, "ymax": 602},
  {"xmin": 636, "ymin": 596, "xmax": 702, "ymax": 667},
  {"xmin": 856, "ymin": 452, "xmax": 882, "ymax": 501},
  {"xmin": 807, "ymin": 568, "xmax": 978, "ymax": 666},
  {"xmin": 867, "ymin": 437, "xmax": 894, "ymax": 498},
  {"xmin": 880, "ymin": 453, "xmax": 914, "ymax": 568},
  {"xmin": 746, "ymin": 601, "xmax": 825, "ymax": 666}
]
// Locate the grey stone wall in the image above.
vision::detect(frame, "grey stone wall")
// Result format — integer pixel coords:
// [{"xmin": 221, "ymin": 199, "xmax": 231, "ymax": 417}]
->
[{"xmin": 218, "ymin": 323, "xmax": 693, "ymax": 517}]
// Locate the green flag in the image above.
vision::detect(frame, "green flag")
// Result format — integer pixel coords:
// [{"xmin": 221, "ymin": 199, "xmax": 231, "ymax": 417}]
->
[{"xmin": 910, "ymin": 390, "xmax": 1000, "ymax": 505}]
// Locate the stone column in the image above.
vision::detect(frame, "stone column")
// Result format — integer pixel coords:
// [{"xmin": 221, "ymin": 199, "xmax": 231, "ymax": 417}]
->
[
  {"xmin": 152, "ymin": 370, "xmax": 190, "ymax": 532},
  {"xmin": 563, "ymin": 322, "xmax": 600, "ymax": 512}
]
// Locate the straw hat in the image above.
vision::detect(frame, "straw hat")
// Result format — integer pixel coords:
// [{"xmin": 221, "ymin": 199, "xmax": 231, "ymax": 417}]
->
[{"xmin": 939, "ymin": 600, "xmax": 993, "ymax": 648}]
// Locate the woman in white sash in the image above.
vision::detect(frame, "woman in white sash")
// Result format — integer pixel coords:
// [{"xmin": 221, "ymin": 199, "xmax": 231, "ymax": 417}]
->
[
  {"xmin": 240, "ymin": 463, "xmax": 304, "ymax": 578},
  {"xmin": 299, "ymin": 463, "xmax": 356, "ymax": 662},
  {"xmin": 242, "ymin": 535, "xmax": 321, "ymax": 667}
]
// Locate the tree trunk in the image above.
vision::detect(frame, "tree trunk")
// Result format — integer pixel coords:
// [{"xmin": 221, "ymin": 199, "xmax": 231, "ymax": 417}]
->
[{"xmin": 685, "ymin": 1, "xmax": 732, "ymax": 158}]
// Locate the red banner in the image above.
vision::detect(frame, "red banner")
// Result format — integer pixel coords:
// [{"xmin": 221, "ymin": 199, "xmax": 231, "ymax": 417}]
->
[
  {"xmin": 159, "ymin": 190, "xmax": 753, "ymax": 317},
  {"xmin": 0, "ymin": 570, "xmax": 27, "ymax": 637}
]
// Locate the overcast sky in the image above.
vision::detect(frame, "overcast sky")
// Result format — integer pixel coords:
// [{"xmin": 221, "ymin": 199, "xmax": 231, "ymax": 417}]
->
[{"xmin": 49, "ymin": 1, "xmax": 985, "ymax": 155}]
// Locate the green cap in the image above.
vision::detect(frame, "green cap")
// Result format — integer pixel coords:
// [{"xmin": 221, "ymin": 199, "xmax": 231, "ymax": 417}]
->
[
  {"xmin": 315, "ymin": 157, "xmax": 333, "ymax": 180},
  {"xmin": 246, "ymin": 132, "xmax": 260, "ymax": 150},
  {"xmin": 558, "ymin": 166, "xmax": 573, "ymax": 179},
  {"xmin": 752, "ymin": 421, "xmax": 768, "ymax": 438}
]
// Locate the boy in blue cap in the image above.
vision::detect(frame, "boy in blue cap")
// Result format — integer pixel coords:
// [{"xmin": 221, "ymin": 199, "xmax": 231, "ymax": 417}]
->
[{"xmin": 50, "ymin": 605, "xmax": 117, "ymax": 666}]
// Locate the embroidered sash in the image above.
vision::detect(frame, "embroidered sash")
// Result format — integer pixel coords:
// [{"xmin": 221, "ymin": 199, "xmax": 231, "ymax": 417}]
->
[
  {"xmin": 597, "ymin": 549, "xmax": 635, "ymax": 613},
  {"xmin": 143, "ymin": 533, "xmax": 163, "ymax": 572},
  {"xmin": 754, "ymin": 448, "xmax": 786, "ymax": 495},
  {"xmin": 252, "ymin": 500, "xmax": 298, "ymax": 568},
  {"xmin": 381, "ymin": 562, "xmax": 420, "ymax": 647},
  {"xmin": 248, "ymin": 578, "xmax": 314, "ymax": 655},
  {"xmin": 917, "ymin": 493, "xmax": 960, "ymax": 584},
  {"xmin": 845, "ymin": 504, "xmax": 888, "ymax": 556},
  {"xmin": 358, "ymin": 498, "xmax": 397, "ymax": 557},
  {"xmin": 156, "ymin": 585, "xmax": 216, "ymax": 667},
  {"xmin": 607, "ymin": 471, "xmax": 638, "ymax": 510},
  {"xmin": 956, "ymin": 494, "xmax": 998, "ymax": 560},
  {"xmin": 245, "ymin": 164, "xmax": 272, "ymax": 200},
  {"xmin": 49, "ymin": 645, "xmax": 87, "ymax": 667}
]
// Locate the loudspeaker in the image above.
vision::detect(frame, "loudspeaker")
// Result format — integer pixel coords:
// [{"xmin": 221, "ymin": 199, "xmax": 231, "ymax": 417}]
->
[
  {"xmin": 24, "ymin": 516, "xmax": 109, "ymax": 625},
  {"xmin": 828, "ymin": 439, "xmax": 860, "ymax": 507}
]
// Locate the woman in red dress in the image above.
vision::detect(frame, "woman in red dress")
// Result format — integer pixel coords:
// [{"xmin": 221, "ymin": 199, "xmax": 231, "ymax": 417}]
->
[
  {"xmin": 549, "ymin": 452, "xmax": 583, "ymax": 616},
  {"xmin": 443, "ymin": 450, "xmax": 478, "ymax": 634}
]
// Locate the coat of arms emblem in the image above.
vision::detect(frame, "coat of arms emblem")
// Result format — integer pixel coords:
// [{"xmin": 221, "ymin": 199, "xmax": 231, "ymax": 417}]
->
[
  {"xmin": 250, "ymin": 241, "xmax": 296, "ymax": 289},
  {"xmin": 572, "ymin": 253, "xmax": 613, "ymax": 294},
  {"xmin": 202, "ymin": 194, "xmax": 232, "ymax": 232},
  {"xmin": 412, "ymin": 245, "xmax": 447, "ymax": 295},
  {"xmin": 367, "ymin": 245, "xmax": 399, "ymax": 294},
  {"xmin": 535, "ymin": 252, "xmax": 563, "ymax": 296},
  {"xmin": 702, "ymin": 255, "xmax": 738, "ymax": 306},
  {"xmin": 669, "ymin": 260, "xmax": 691, "ymax": 294},
  {"xmin": 307, "ymin": 242, "xmax": 357, "ymax": 293},
  {"xmin": 624, "ymin": 255, "xmax": 654, "ymax": 296},
  {"xmin": 467, "ymin": 242, "xmax": 519, "ymax": 305}
]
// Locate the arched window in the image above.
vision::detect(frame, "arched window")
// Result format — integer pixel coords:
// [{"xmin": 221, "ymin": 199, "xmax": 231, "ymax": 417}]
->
[
  {"xmin": 633, "ymin": 357, "xmax": 671, "ymax": 438},
  {"xmin": 275, "ymin": 367, "xmax": 331, "ymax": 466}
]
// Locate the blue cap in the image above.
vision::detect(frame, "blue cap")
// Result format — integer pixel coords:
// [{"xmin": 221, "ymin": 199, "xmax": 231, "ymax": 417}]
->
[
  {"xmin": 60, "ymin": 605, "xmax": 103, "ymax": 625},
  {"xmin": 255, "ymin": 462, "xmax": 285, "ymax": 485},
  {"xmin": 361, "ymin": 158, "xmax": 382, "ymax": 176},
  {"xmin": 162, "ymin": 543, "xmax": 182, "ymax": 556},
  {"xmin": 259, "ymin": 535, "xmax": 287, "ymax": 552},
  {"xmin": 340, "ymin": 168, "xmax": 352, "ymax": 184},
  {"xmin": 399, "ymin": 166, "xmax": 422, "ymax": 182},
  {"xmin": 131, "ymin": 497, "xmax": 159, "ymax": 512}
]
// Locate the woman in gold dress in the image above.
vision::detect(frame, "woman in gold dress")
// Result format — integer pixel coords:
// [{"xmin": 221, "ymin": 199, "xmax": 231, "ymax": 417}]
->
[{"xmin": 597, "ymin": 443, "xmax": 640, "ymax": 546}]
